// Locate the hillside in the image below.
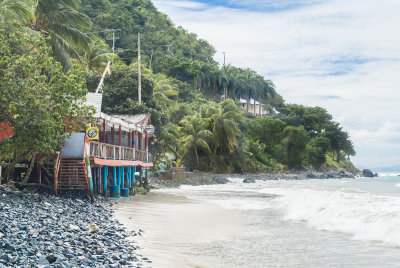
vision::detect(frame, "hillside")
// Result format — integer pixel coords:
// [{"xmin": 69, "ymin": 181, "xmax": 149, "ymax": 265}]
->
[{"xmin": 0, "ymin": 0, "xmax": 356, "ymax": 174}]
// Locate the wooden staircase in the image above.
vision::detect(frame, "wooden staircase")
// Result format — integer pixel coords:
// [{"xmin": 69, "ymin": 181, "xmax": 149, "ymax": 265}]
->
[{"xmin": 57, "ymin": 157, "xmax": 88, "ymax": 191}]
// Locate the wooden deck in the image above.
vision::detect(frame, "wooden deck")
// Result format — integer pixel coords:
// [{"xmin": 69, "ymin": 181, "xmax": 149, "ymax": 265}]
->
[{"xmin": 88, "ymin": 141, "xmax": 150, "ymax": 163}]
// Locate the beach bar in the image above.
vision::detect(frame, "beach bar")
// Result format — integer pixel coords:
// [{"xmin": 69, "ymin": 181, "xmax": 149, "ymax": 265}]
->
[{"xmin": 54, "ymin": 93, "xmax": 154, "ymax": 199}]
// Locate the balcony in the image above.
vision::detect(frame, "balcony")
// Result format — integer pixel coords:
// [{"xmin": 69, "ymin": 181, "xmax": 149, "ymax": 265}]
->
[{"xmin": 88, "ymin": 141, "xmax": 149, "ymax": 163}]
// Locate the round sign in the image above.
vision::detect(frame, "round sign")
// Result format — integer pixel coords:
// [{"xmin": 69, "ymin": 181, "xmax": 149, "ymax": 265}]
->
[
  {"xmin": 86, "ymin": 127, "xmax": 99, "ymax": 140},
  {"xmin": 145, "ymin": 125, "xmax": 155, "ymax": 134}
]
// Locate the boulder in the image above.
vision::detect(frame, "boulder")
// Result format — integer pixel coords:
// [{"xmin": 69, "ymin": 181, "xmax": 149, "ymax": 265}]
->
[
  {"xmin": 306, "ymin": 174, "xmax": 317, "ymax": 179},
  {"xmin": 86, "ymin": 224, "xmax": 100, "ymax": 234},
  {"xmin": 362, "ymin": 169, "xmax": 374, "ymax": 177},
  {"xmin": 243, "ymin": 178, "xmax": 256, "ymax": 183}
]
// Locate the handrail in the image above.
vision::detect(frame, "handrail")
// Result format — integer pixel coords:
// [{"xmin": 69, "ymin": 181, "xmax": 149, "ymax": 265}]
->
[{"xmin": 88, "ymin": 141, "xmax": 150, "ymax": 162}]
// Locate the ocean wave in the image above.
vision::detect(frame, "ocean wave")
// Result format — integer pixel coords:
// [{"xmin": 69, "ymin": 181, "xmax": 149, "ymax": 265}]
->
[{"xmin": 260, "ymin": 187, "xmax": 400, "ymax": 246}]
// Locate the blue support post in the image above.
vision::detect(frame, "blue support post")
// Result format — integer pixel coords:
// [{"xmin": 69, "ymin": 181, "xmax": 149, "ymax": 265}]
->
[
  {"xmin": 121, "ymin": 167, "xmax": 125, "ymax": 189},
  {"xmin": 139, "ymin": 168, "xmax": 143, "ymax": 186},
  {"xmin": 133, "ymin": 167, "xmax": 136, "ymax": 186},
  {"xmin": 113, "ymin": 166, "xmax": 117, "ymax": 185},
  {"xmin": 103, "ymin": 166, "xmax": 108, "ymax": 195},
  {"xmin": 127, "ymin": 167, "xmax": 131, "ymax": 187},
  {"xmin": 111, "ymin": 166, "xmax": 120, "ymax": 198}
]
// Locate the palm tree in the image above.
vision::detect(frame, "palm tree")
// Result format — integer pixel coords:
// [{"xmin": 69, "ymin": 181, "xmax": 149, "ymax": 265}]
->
[
  {"xmin": 30, "ymin": 0, "xmax": 91, "ymax": 70},
  {"xmin": 238, "ymin": 68, "xmax": 258, "ymax": 114},
  {"xmin": 81, "ymin": 38, "xmax": 118, "ymax": 72},
  {"xmin": 152, "ymin": 73, "xmax": 179, "ymax": 111},
  {"xmin": 160, "ymin": 123, "xmax": 181, "ymax": 161},
  {"xmin": 179, "ymin": 115, "xmax": 212, "ymax": 170},
  {"xmin": 203, "ymin": 99, "xmax": 243, "ymax": 166},
  {"xmin": 0, "ymin": 0, "xmax": 32, "ymax": 22},
  {"xmin": 258, "ymin": 79, "xmax": 275, "ymax": 116}
]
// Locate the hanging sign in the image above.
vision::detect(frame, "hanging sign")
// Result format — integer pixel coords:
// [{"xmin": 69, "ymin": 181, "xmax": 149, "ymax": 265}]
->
[
  {"xmin": 86, "ymin": 127, "xmax": 99, "ymax": 140},
  {"xmin": 144, "ymin": 125, "xmax": 155, "ymax": 134}
]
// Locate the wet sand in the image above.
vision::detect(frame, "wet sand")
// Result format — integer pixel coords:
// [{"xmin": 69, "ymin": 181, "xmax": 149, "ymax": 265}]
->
[{"xmin": 114, "ymin": 192, "xmax": 247, "ymax": 268}]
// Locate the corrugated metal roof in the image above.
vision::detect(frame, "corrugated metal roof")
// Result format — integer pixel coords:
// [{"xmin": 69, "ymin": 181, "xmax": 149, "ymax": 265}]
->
[
  {"xmin": 85, "ymin": 93, "xmax": 103, "ymax": 117},
  {"xmin": 109, "ymin": 114, "xmax": 149, "ymax": 125}
]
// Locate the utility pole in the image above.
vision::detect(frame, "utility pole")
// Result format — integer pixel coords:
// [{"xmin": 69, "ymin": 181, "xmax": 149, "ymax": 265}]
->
[
  {"xmin": 105, "ymin": 29, "xmax": 120, "ymax": 54},
  {"xmin": 138, "ymin": 33, "xmax": 142, "ymax": 105},
  {"xmin": 222, "ymin": 52, "xmax": 227, "ymax": 66}
]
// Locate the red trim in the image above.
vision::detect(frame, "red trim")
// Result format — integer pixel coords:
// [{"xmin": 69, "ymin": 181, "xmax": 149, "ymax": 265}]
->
[{"xmin": 90, "ymin": 158, "xmax": 153, "ymax": 167}]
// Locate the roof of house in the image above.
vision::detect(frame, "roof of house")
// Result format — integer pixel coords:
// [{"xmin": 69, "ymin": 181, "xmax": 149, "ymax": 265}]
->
[{"xmin": 109, "ymin": 114, "xmax": 150, "ymax": 126}]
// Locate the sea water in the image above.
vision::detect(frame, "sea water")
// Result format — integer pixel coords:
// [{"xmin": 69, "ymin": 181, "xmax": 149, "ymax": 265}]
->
[{"xmin": 115, "ymin": 175, "xmax": 400, "ymax": 268}]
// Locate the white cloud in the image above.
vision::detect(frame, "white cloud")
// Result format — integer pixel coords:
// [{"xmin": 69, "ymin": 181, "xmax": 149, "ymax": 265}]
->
[{"xmin": 153, "ymin": 0, "xmax": 400, "ymax": 169}]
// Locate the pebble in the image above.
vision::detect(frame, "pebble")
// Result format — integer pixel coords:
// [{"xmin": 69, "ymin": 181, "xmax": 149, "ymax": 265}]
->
[{"xmin": 0, "ymin": 184, "xmax": 150, "ymax": 267}]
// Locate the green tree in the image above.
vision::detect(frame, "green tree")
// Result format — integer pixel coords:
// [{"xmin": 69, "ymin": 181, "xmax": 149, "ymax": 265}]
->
[
  {"xmin": 31, "ymin": 0, "xmax": 91, "ymax": 70},
  {"xmin": 0, "ymin": 0, "xmax": 32, "ymax": 22},
  {"xmin": 179, "ymin": 115, "xmax": 212, "ymax": 170},
  {"xmin": 81, "ymin": 38, "xmax": 118, "ymax": 72},
  {"xmin": 202, "ymin": 99, "xmax": 243, "ymax": 166},
  {"xmin": 0, "ymin": 24, "xmax": 93, "ymax": 181},
  {"xmin": 306, "ymin": 137, "xmax": 330, "ymax": 169},
  {"xmin": 281, "ymin": 126, "xmax": 310, "ymax": 168}
]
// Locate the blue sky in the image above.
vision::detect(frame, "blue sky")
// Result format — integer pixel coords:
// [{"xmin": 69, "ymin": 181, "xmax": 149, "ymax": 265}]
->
[
  {"xmin": 153, "ymin": 0, "xmax": 400, "ymax": 169},
  {"xmin": 170, "ymin": 0, "xmax": 322, "ymax": 12}
]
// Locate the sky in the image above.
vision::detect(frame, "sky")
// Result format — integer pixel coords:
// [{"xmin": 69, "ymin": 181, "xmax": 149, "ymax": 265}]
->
[{"xmin": 152, "ymin": 0, "xmax": 400, "ymax": 169}]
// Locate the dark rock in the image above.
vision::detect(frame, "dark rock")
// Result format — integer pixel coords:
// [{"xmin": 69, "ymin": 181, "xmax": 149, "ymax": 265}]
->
[
  {"xmin": 38, "ymin": 257, "xmax": 50, "ymax": 265},
  {"xmin": 243, "ymin": 178, "xmax": 256, "ymax": 183},
  {"xmin": 46, "ymin": 254, "xmax": 57, "ymax": 264},
  {"xmin": 363, "ymin": 169, "xmax": 374, "ymax": 177},
  {"xmin": 306, "ymin": 174, "xmax": 317, "ymax": 179}
]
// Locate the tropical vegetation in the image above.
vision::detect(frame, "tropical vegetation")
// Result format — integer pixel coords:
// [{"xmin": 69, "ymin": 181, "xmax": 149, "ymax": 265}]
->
[{"xmin": 0, "ymin": 0, "xmax": 356, "ymax": 180}]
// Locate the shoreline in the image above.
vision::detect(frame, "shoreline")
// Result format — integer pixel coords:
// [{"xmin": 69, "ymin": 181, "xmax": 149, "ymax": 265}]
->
[
  {"xmin": 113, "ymin": 191, "xmax": 246, "ymax": 268},
  {"xmin": 0, "ymin": 184, "xmax": 150, "ymax": 267},
  {"xmin": 150, "ymin": 169, "xmax": 358, "ymax": 188}
]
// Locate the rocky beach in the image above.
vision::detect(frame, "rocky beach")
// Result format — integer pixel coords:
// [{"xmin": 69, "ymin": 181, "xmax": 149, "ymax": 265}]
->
[
  {"xmin": 0, "ymin": 185, "xmax": 151, "ymax": 268},
  {"xmin": 150, "ymin": 169, "xmax": 358, "ymax": 188}
]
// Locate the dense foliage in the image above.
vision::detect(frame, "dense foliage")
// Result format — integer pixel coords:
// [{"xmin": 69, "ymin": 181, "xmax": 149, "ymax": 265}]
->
[
  {"xmin": 0, "ymin": 22, "xmax": 93, "ymax": 181},
  {"xmin": 0, "ymin": 0, "xmax": 356, "ymax": 178}
]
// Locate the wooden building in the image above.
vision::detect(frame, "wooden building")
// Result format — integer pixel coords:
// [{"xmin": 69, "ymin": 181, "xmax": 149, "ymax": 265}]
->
[{"xmin": 55, "ymin": 93, "xmax": 154, "ymax": 199}]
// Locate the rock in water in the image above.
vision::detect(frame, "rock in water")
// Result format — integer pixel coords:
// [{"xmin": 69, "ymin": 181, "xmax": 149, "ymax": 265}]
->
[
  {"xmin": 306, "ymin": 173, "xmax": 317, "ymax": 179},
  {"xmin": 363, "ymin": 169, "xmax": 374, "ymax": 177},
  {"xmin": 243, "ymin": 178, "xmax": 256, "ymax": 183},
  {"xmin": 86, "ymin": 224, "xmax": 100, "ymax": 234}
]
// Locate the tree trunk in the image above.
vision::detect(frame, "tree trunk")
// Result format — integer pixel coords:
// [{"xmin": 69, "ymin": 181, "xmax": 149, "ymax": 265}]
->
[
  {"xmin": 253, "ymin": 99, "xmax": 256, "ymax": 116},
  {"xmin": 210, "ymin": 146, "xmax": 217, "ymax": 167},
  {"xmin": 22, "ymin": 153, "xmax": 36, "ymax": 184},
  {"xmin": 194, "ymin": 146, "xmax": 200, "ymax": 170},
  {"xmin": 5, "ymin": 153, "xmax": 27, "ymax": 183},
  {"xmin": 247, "ymin": 92, "xmax": 250, "ymax": 113},
  {"xmin": 258, "ymin": 96, "xmax": 262, "ymax": 117}
]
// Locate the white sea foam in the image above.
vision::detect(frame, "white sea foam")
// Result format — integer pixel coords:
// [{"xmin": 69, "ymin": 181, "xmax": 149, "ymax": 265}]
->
[{"xmin": 260, "ymin": 187, "xmax": 400, "ymax": 246}]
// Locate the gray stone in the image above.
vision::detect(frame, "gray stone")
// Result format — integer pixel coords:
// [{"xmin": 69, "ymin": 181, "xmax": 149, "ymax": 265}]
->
[
  {"xmin": 46, "ymin": 254, "xmax": 57, "ymax": 264},
  {"xmin": 363, "ymin": 169, "xmax": 374, "ymax": 177},
  {"xmin": 243, "ymin": 178, "xmax": 256, "ymax": 183},
  {"xmin": 85, "ymin": 224, "xmax": 100, "ymax": 234},
  {"xmin": 68, "ymin": 224, "xmax": 80, "ymax": 231}
]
